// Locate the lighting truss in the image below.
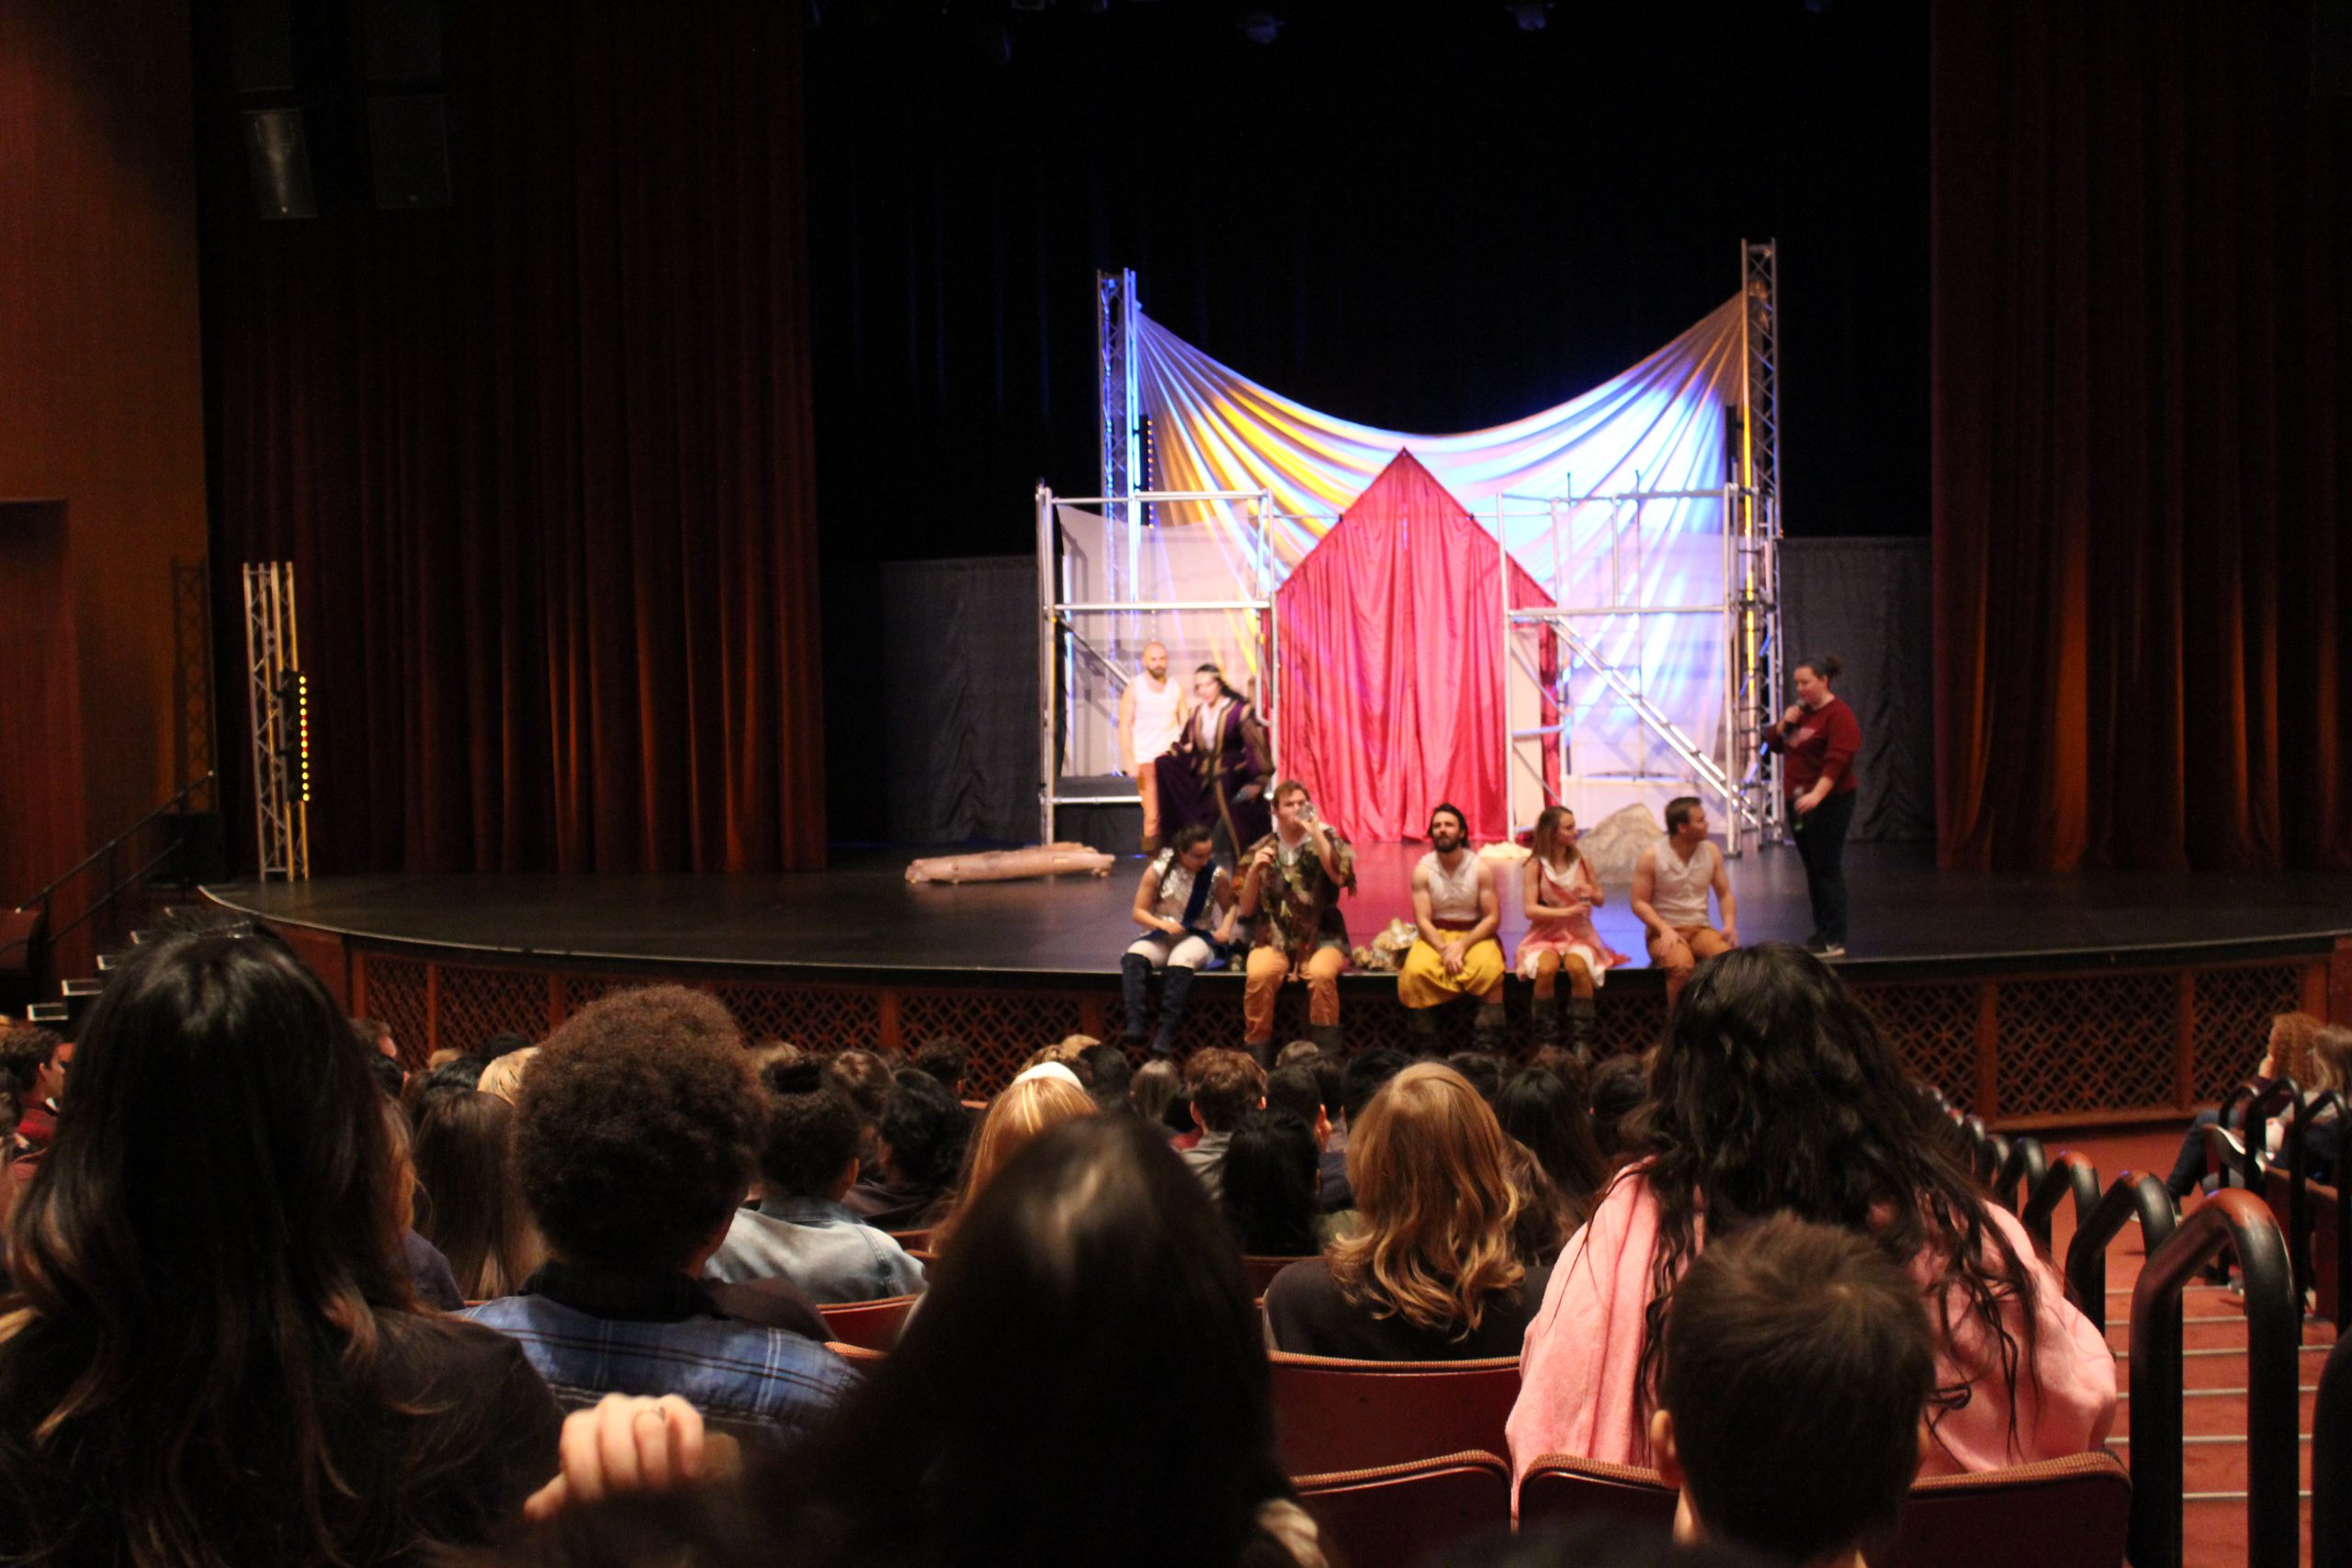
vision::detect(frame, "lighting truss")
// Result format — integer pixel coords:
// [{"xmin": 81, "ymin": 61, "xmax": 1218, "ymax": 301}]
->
[{"xmin": 242, "ymin": 562, "xmax": 310, "ymax": 880}]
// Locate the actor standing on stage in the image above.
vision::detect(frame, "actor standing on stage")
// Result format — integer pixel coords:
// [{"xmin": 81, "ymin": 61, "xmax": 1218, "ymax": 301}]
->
[
  {"xmin": 1153, "ymin": 663, "xmax": 1273, "ymax": 861},
  {"xmin": 1631, "ymin": 796, "xmax": 1739, "ymax": 1013},
  {"xmin": 1516, "ymin": 806, "xmax": 1626, "ymax": 1059},
  {"xmin": 1763, "ymin": 654, "xmax": 1860, "ymax": 956},
  {"xmin": 1116, "ymin": 641, "xmax": 1188, "ymax": 852},
  {"xmin": 1120, "ymin": 825, "xmax": 1233, "ymax": 1059},
  {"xmin": 1398, "ymin": 804, "xmax": 1508, "ymax": 1055},
  {"xmin": 1237, "ymin": 780, "xmax": 1354, "ymax": 1058}
]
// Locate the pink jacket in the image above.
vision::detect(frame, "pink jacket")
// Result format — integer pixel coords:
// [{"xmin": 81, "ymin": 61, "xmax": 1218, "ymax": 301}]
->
[{"xmin": 1506, "ymin": 1168, "xmax": 2117, "ymax": 1481}]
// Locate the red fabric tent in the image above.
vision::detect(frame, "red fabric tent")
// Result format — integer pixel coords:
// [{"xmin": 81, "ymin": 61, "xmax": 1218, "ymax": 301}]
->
[{"xmin": 1274, "ymin": 452, "xmax": 1555, "ymax": 843}]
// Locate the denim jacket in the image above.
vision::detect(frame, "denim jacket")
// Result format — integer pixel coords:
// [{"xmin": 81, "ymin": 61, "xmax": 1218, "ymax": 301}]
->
[{"xmin": 705, "ymin": 1196, "xmax": 928, "ymax": 1303}]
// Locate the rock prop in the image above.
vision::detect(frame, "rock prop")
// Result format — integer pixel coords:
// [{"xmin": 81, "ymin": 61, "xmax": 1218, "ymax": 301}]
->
[
  {"xmin": 1577, "ymin": 803, "xmax": 1667, "ymax": 888},
  {"xmin": 1351, "ymin": 917, "xmax": 1420, "ymax": 973},
  {"xmin": 905, "ymin": 843, "xmax": 1115, "ymax": 885}
]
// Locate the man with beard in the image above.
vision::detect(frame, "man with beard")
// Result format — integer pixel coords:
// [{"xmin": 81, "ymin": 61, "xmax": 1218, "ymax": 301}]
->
[
  {"xmin": 1115, "ymin": 640, "xmax": 1188, "ymax": 852},
  {"xmin": 1397, "ymin": 803, "xmax": 1508, "ymax": 1055}
]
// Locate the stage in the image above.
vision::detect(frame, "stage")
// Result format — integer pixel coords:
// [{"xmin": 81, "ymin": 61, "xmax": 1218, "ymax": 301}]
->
[{"xmin": 209, "ymin": 844, "xmax": 2352, "ymax": 1127}]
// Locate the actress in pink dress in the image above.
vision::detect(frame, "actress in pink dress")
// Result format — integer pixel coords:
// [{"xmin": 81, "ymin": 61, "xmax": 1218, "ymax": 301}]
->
[{"xmin": 1513, "ymin": 807, "xmax": 1627, "ymax": 1058}]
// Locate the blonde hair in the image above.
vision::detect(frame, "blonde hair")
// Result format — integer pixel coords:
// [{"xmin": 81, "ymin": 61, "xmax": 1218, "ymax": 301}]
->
[
  {"xmin": 474, "ymin": 1045, "xmax": 537, "ymax": 1104},
  {"xmin": 1023, "ymin": 1038, "xmax": 1092, "ymax": 1074},
  {"xmin": 1327, "ymin": 1063, "xmax": 1527, "ymax": 1338},
  {"xmin": 935, "ymin": 1076, "xmax": 1096, "ymax": 1247},
  {"xmin": 1532, "ymin": 806, "xmax": 1578, "ymax": 869},
  {"xmin": 2269, "ymin": 1011, "xmax": 2329, "ymax": 1084}
]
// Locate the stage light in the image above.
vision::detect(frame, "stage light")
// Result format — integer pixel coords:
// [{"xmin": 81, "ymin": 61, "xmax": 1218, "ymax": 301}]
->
[
  {"xmin": 1505, "ymin": 1, "xmax": 1550, "ymax": 29},
  {"xmin": 1238, "ymin": 9, "xmax": 1282, "ymax": 44}
]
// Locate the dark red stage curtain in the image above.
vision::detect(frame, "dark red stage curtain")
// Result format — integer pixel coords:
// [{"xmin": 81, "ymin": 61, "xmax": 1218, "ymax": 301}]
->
[
  {"xmin": 199, "ymin": 1, "xmax": 824, "ymax": 874},
  {"xmin": 1275, "ymin": 453, "xmax": 1551, "ymax": 844},
  {"xmin": 1931, "ymin": 0, "xmax": 2352, "ymax": 872}
]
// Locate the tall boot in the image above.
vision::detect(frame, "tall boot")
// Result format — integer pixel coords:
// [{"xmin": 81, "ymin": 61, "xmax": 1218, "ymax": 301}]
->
[
  {"xmin": 1472, "ymin": 1004, "xmax": 1507, "ymax": 1058},
  {"xmin": 1405, "ymin": 1005, "xmax": 1442, "ymax": 1055},
  {"xmin": 1306, "ymin": 1021, "xmax": 1345, "ymax": 1056},
  {"xmin": 1119, "ymin": 953, "xmax": 1153, "ymax": 1046},
  {"xmin": 1529, "ymin": 995, "xmax": 1562, "ymax": 1050},
  {"xmin": 1150, "ymin": 964, "xmax": 1196, "ymax": 1058},
  {"xmin": 1566, "ymin": 996, "xmax": 1598, "ymax": 1065}
]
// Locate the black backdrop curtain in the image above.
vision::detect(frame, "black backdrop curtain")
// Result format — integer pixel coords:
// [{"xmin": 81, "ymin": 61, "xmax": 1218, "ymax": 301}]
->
[
  {"xmin": 1781, "ymin": 539, "xmax": 1934, "ymax": 844},
  {"xmin": 198, "ymin": 0, "xmax": 825, "ymax": 874},
  {"xmin": 1931, "ymin": 0, "xmax": 2352, "ymax": 872}
]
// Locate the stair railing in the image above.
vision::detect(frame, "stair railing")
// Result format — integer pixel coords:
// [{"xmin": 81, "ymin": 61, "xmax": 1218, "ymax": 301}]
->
[{"xmin": 2064, "ymin": 1172, "xmax": 2177, "ymax": 1336}]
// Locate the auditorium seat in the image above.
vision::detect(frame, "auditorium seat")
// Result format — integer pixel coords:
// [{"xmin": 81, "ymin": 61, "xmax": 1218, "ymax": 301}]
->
[
  {"xmin": 1243, "ymin": 1255, "xmax": 1317, "ymax": 1294},
  {"xmin": 816, "ymin": 1293, "xmax": 918, "ymax": 1351},
  {"xmin": 1266, "ymin": 1351, "xmax": 1520, "ymax": 1475},
  {"xmin": 1292, "ymin": 1450, "xmax": 1511, "ymax": 1568},
  {"xmin": 826, "ymin": 1339, "xmax": 886, "ymax": 1368},
  {"xmin": 1517, "ymin": 1450, "xmax": 2130, "ymax": 1568},
  {"xmin": 889, "ymin": 1227, "xmax": 934, "ymax": 1251}
]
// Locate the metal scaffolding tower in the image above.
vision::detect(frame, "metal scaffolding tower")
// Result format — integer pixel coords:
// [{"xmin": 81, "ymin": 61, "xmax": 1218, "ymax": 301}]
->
[{"xmin": 242, "ymin": 562, "xmax": 310, "ymax": 881}]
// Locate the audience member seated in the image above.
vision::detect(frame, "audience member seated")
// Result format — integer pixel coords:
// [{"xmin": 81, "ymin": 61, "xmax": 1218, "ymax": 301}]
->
[
  {"xmin": 1267, "ymin": 1061, "xmax": 1351, "ymax": 1212},
  {"xmin": 2163, "ymin": 1009, "xmax": 2328, "ymax": 1199},
  {"xmin": 408, "ymin": 1054, "xmax": 491, "ymax": 1121},
  {"xmin": 1219, "ymin": 1109, "xmax": 1323, "ymax": 1257},
  {"xmin": 1341, "ymin": 1047, "xmax": 1408, "ymax": 1140},
  {"xmin": 476, "ymin": 1045, "xmax": 539, "ymax": 1104},
  {"xmin": 0, "ymin": 1025, "xmax": 68, "ymax": 1198},
  {"xmin": 1448, "ymin": 1049, "xmax": 1505, "ymax": 1105},
  {"xmin": 705, "ymin": 1062, "xmax": 926, "ymax": 1302},
  {"xmin": 497, "ymin": 1116, "xmax": 1321, "ymax": 1568},
  {"xmin": 910, "ymin": 1035, "xmax": 969, "ymax": 1101},
  {"xmin": 0, "ymin": 927, "xmax": 560, "ymax": 1563},
  {"xmin": 1500, "ymin": 1139, "xmax": 1575, "ymax": 1268},
  {"xmin": 383, "ymin": 1096, "xmax": 467, "ymax": 1310},
  {"xmin": 1648, "ymin": 1213, "xmax": 1935, "ymax": 1568},
  {"xmin": 1265, "ymin": 1062, "xmax": 1551, "ymax": 1359},
  {"xmin": 1586, "ymin": 1054, "xmax": 1646, "ymax": 1163},
  {"xmin": 842, "ymin": 1068, "xmax": 970, "ymax": 1231},
  {"xmin": 1508, "ymin": 943, "xmax": 2115, "ymax": 1479},
  {"xmin": 415, "ymin": 1089, "xmax": 546, "ymax": 1301},
  {"xmin": 1496, "ymin": 1066, "xmax": 1608, "ymax": 1229},
  {"xmin": 464, "ymin": 986, "xmax": 859, "ymax": 1441},
  {"xmin": 479, "ymin": 1030, "xmax": 535, "ymax": 1061},
  {"xmin": 1131, "ymin": 1055, "xmax": 1183, "ymax": 1130},
  {"xmin": 1182, "ymin": 1047, "xmax": 1269, "ymax": 1201},
  {"xmin": 1080, "ymin": 1041, "xmax": 1136, "ymax": 1112},
  {"xmin": 933, "ymin": 1065, "xmax": 1096, "ymax": 1249}
]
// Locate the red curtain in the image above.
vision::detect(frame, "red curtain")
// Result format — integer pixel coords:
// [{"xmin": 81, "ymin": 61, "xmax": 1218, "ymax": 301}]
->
[
  {"xmin": 1274, "ymin": 453, "xmax": 1551, "ymax": 843},
  {"xmin": 1931, "ymin": 0, "xmax": 2352, "ymax": 872},
  {"xmin": 199, "ymin": 0, "xmax": 825, "ymax": 874}
]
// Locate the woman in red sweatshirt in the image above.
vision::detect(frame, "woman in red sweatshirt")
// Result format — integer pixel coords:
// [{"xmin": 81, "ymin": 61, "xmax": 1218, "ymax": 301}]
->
[{"xmin": 1764, "ymin": 654, "xmax": 1860, "ymax": 956}]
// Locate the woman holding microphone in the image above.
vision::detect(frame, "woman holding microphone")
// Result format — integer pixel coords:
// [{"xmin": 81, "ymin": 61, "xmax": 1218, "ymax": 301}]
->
[{"xmin": 1764, "ymin": 654, "xmax": 1860, "ymax": 956}]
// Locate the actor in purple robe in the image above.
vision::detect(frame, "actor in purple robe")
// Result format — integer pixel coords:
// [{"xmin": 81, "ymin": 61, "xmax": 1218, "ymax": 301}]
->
[{"xmin": 1152, "ymin": 663, "xmax": 1272, "ymax": 860}]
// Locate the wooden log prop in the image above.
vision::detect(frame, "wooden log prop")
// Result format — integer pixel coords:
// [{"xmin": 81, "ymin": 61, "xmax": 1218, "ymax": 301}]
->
[{"xmin": 904, "ymin": 843, "xmax": 1116, "ymax": 886}]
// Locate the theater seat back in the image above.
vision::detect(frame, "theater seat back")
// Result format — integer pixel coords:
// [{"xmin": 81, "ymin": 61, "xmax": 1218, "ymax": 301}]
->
[
  {"xmin": 815, "ymin": 1293, "xmax": 918, "ymax": 1351},
  {"xmin": 1880, "ymin": 1452, "xmax": 2130, "ymax": 1568},
  {"xmin": 1294, "ymin": 1450, "xmax": 1511, "ymax": 1568},
  {"xmin": 1267, "ymin": 1352, "xmax": 1521, "ymax": 1475},
  {"xmin": 1515, "ymin": 1454, "xmax": 1678, "ymax": 1535},
  {"xmin": 1244, "ymin": 1255, "xmax": 1317, "ymax": 1294}
]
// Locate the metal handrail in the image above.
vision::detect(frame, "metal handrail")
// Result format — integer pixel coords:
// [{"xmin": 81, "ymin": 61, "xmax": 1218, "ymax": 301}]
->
[
  {"xmin": 2314, "ymin": 1334, "xmax": 2352, "ymax": 1566},
  {"xmin": 14, "ymin": 773, "xmax": 215, "ymax": 912},
  {"xmin": 2064, "ymin": 1173, "xmax": 2177, "ymax": 1335},
  {"xmin": 1993, "ymin": 1135, "xmax": 2050, "ymax": 1215},
  {"xmin": 2019, "ymin": 1150, "xmax": 2100, "ymax": 1255},
  {"xmin": 2205, "ymin": 1123, "xmax": 2258, "ymax": 1193},
  {"xmin": 1975, "ymin": 1131, "xmax": 2012, "ymax": 1188},
  {"xmin": 2127, "ymin": 1190, "xmax": 2300, "ymax": 1568}
]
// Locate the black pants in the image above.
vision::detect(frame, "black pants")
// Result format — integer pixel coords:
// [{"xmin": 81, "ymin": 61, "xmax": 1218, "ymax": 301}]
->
[{"xmin": 1793, "ymin": 788, "xmax": 1855, "ymax": 944}]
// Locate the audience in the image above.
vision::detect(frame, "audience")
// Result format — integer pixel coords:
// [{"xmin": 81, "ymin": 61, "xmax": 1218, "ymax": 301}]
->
[
  {"xmin": 1079, "ymin": 1041, "xmax": 1135, "ymax": 1112},
  {"xmin": 1218, "ymin": 1110, "xmax": 1323, "ymax": 1258},
  {"xmin": 1340, "ymin": 1047, "xmax": 1408, "ymax": 1141},
  {"xmin": 0, "ymin": 1025, "xmax": 68, "ymax": 1165},
  {"xmin": 910, "ymin": 1036, "xmax": 969, "ymax": 1099},
  {"xmin": 386, "ymin": 1093, "xmax": 469, "ymax": 1311},
  {"xmin": 1130, "ymin": 1055, "xmax": 1183, "ymax": 1128},
  {"xmin": 356, "ymin": 1016, "xmax": 402, "ymax": 1061},
  {"xmin": 842, "ymin": 1068, "xmax": 970, "ymax": 1231},
  {"xmin": 499, "ymin": 1117, "xmax": 1319, "ymax": 1568},
  {"xmin": 1182, "ymin": 1047, "xmax": 1269, "ymax": 1201},
  {"xmin": 933, "ymin": 1066, "xmax": 1096, "ymax": 1248},
  {"xmin": 0, "ymin": 928, "xmax": 560, "ymax": 1564},
  {"xmin": 1265, "ymin": 1062, "xmax": 1548, "ymax": 1359},
  {"xmin": 1586, "ymin": 1053, "xmax": 1647, "ymax": 1162},
  {"xmin": 705, "ymin": 1061, "xmax": 925, "ymax": 1302},
  {"xmin": 1508, "ymin": 943, "xmax": 2115, "ymax": 1479},
  {"xmin": 1652, "ymin": 1214, "xmax": 1935, "ymax": 1568},
  {"xmin": 464, "ymin": 986, "xmax": 859, "ymax": 1441},
  {"xmin": 2164, "ymin": 1010, "xmax": 2336, "ymax": 1198},
  {"xmin": 413, "ymin": 1089, "xmax": 546, "ymax": 1302},
  {"xmin": 1448, "ymin": 1049, "xmax": 1505, "ymax": 1105},
  {"xmin": 410, "ymin": 1055, "xmax": 491, "ymax": 1120},
  {"xmin": 476, "ymin": 1045, "xmax": 540, "ymax": 1104},
  {"xmin": 1266, "ymin": 1060, "xmax": 1351, "ymax": 1211},
  {"xmin": 1495, "ymin": 1066, "xmax": 1608, "ymax": 1228}
]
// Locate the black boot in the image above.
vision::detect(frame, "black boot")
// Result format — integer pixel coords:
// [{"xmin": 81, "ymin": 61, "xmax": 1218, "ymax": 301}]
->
[
  {"xmin": 1530, "ymin": 995, "xmax": 1562, "ymax": 1049},
  {"xmin": 1119, "ymin": 953, "xmax": 1153, "ymax": 1046},
  {"xmin": 1567, "ymin": 996, "xmax": 1598, "ymax": 1064},
  {"xmin": 1472, "ymin": 1004, "xmax": 1507, "ymax": 1057},
  {"xmin": 1150, "ymin": 964, "xmax": 1196, "ymax": 1058},
  {"xmin": 1406, "ymin": 1005, "xmax": 1442, "ymax": 1055},
  {"xmin": 1306, "ymin": 1021, "xmax": 1345, "ymax": 1056}
]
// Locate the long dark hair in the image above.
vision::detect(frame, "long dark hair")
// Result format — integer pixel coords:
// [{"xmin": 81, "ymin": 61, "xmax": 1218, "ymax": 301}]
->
[
  {"xmin": 414, "ymin": 1090, "xmax": 543, "ymax": 1300},
  {"xmin": 1496, "ymin": 1066, "xmax": 1608, "ymax": 1228},
  {"xmin": 0, "ymin": 927, "xmax": 449, "ymax": 1566},
  {"xmin": 1627, "ymin": 943, "xmax": 2041, "ymax": 1444},
  {"xmin": 1219, "ymin": 1110, "xmax": 1321, "ymax": 1257}
]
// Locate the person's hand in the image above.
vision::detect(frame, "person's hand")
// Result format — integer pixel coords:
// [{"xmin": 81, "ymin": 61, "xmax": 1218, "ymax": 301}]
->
[
  {"xmin": 1252, "ymin": 843, "xmax": 1278, "ymax": 874},
  {"xmin": 1235, "ymin": 782, "xmax": 1263, "ymax": 803},
  {"xmin": 1442, "ymin": 940, "xmax": 1466, "ymax": 976},
  {"xmin": 522, "ymin": 1394, "xmax": 735, "ymax": 1522},
  {"xmin": 1796, "ymin": 785, "xmax": 1828, "ymax": 815},
  {"xmin": 1721, "ymin": 925, "xmax": 1739, "ymax": 947},
  {"xmin": 1781, "ymin": 704, "xmax": 1804, "ymax": 728}
]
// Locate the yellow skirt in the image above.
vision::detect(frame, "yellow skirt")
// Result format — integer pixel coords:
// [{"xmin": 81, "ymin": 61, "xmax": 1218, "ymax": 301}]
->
[{"xmin": 1396, "ymin": 935, "xmax": 1506, "ymax": 1008}]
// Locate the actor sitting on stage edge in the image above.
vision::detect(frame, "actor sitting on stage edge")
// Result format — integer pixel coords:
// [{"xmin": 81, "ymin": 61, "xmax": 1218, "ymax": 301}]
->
[
  {"xmin": 1399, "ymin": 804, "xmax": 1508, "ymax": 1055},
  {"xmin": 1237, "ymin": 781, "xmax": 1355, "ymax": 1058},
  {"xmin": 1121, "ymin": 825, "xmax": 1235, "ymax": 1059},
  {"xmin": 1515, "ymin": 805, "xmax": 1627, "ymax": 1061},
  {"xmin": 1632, "ymin": 796, "xmax": 1739, "ymax": 1014},
  {"xmin": 1116, "ymin": 640, "xmax": 1189, "ymax": 852}
]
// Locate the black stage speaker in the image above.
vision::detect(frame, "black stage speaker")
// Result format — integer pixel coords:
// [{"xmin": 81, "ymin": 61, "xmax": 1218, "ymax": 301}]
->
[
  {"xmin": 368, "ymin": 94, "xmax": 452, "ymax": 209},
  {"xmin": 243, "ymin": 107, "xmax": 317, "ymax": 219}
]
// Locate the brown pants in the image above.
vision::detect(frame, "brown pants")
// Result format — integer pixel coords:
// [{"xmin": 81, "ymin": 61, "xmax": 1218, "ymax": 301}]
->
[
  {"xmin": 1244, "ymin": 944, "xmax": 1347, "ymax": 1044},
  {"xmin": 1648, "ymin": 923, "xmax": 1734, "ymax": 1012}
]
